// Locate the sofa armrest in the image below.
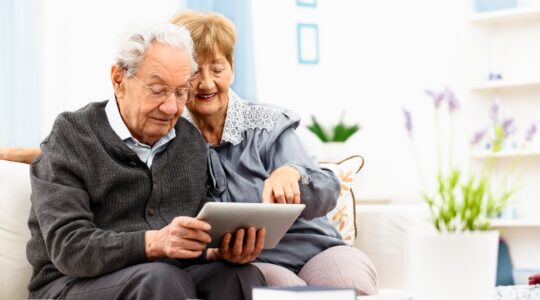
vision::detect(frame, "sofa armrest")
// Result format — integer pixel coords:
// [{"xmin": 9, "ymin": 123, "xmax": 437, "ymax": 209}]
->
[
  {"xmin": 353, "ymin": 204, "xmax": 430, "ymax": 291},
  {"xmin": 0, "ymin": 160, "xmax": 33, "ymax": 299}
]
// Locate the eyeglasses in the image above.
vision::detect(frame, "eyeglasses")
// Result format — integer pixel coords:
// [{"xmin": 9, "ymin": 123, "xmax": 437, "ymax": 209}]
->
[{"xmin": 127, "ymin": 71, "xmax": 192, "ymax": 104}]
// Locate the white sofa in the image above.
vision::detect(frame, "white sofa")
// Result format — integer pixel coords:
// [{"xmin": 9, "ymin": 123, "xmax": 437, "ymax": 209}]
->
[
  {"xmin": 0, "ymin": 159, "xmax": 430, "ymax": 299},
  {"xmin": 353, "ymin": 204, "xmax": 431, "ymax": 291},
  {"xmin": 0, "ymin": 160, "xmax": 33, "ymax": 299},
  {"xmin": 0, "ymin": 158, "xmax": 372, "ymax": 300}
]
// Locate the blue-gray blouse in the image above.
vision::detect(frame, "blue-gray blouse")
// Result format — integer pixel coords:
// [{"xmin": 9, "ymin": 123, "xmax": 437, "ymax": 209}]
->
[{"xmin": 183, "ymin": 90, "xmax": 345, "ymax": 273}]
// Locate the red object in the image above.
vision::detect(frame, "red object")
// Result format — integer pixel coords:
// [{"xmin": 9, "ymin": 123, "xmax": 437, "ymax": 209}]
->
[{"xmin": 530, "ymin": 273, "xmax": 540, "ymax": 285}]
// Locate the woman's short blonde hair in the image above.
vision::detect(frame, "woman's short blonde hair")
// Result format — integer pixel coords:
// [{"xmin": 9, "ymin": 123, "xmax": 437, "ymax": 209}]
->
[{"xmin": 170, "ymin": 11, "xmax": 236, "ymax": 68}]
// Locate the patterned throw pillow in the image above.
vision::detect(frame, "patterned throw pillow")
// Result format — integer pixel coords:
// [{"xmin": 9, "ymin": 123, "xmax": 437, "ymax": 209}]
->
[{"xmin": 320, "ymin": 155, "xmax": 365, "ymax": 245}]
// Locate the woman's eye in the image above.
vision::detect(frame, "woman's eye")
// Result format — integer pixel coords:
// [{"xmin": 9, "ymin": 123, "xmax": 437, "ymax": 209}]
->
[{"xmin": 212, "ymin": 64, "xmax": 226, "ymax": 73}]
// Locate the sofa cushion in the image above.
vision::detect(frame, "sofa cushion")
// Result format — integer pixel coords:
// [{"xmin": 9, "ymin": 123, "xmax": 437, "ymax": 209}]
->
[
  {"xmin": 321, "ymin": 155, "xmax": 364, "ymax": 245},
  {"xmin": 0, "ymin": 160, "xmax": 32, "ymax": 299}
]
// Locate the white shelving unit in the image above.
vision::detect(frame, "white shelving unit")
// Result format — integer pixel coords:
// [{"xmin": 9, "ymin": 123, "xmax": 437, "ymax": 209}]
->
[
  {"xmin": 468, "ymin": 4, "xmax": 540, "ymax": 219},
  {"xmin": 469, "ymin": 6, "xmax": 540, "ymax": 25},
  {"xmin": 469, "ymin": 6, "xmax": 540, "ymax": 94},
  {"xmin": 471, "ymin": 78, "xmax": 540, "ymax": 92},
  {"xmin": 491, "ymin": 218, "xmax": 540, "ymax": 227},
  {"xmin": 472, "ymin": 149, "xmax": 540, "ymax": 159},
  {"xmin": 490, "ymin": 219, "xmax": 540, "ymax": 269}
]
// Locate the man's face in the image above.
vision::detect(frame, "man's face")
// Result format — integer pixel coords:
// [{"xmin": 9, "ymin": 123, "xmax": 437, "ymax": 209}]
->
[{"xmin": 112, "ymin": 43, "xmax": 192, "ymax": 146}]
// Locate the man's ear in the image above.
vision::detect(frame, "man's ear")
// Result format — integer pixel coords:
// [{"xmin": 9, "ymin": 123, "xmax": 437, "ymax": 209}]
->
[{"xmin": 111, "ymin": 65, "xmax": 125, "ymax": 97}]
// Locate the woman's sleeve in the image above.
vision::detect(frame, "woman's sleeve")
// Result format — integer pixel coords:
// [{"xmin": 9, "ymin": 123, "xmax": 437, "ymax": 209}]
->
[
  {"xmin": 30, "ymin": 119, "xmax": 147, "ymax": 278},
  {"xmin": 263, "ymin": 110, "xmax": 340, "ymax": 220}
]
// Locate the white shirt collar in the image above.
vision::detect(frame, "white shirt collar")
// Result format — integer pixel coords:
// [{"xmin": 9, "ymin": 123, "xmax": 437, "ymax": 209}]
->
[{"xmin": 105, "ymin": 96, "xmax": 132, "ymax": 141}]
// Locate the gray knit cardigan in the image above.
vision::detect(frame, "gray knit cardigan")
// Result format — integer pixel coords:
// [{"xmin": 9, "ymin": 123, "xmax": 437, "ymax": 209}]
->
[{"xmin": 26, "ymin": 101, "xmax": 208, "ymax": 293}]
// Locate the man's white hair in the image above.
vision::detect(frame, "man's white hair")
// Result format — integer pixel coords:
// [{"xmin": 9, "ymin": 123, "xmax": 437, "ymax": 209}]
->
[{"xmin": 115, "ymin": 23, "xmax": 197, "ymax": 76}]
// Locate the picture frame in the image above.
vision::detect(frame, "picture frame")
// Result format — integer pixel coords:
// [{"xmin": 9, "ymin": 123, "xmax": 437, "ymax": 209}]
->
[
  {"xmin": 297, "ymin": 23, "xmax": 319, "ymax": 65},
  {"xmin": 296, "ymin": 0, "xmax": 317, "ymax": 8}
]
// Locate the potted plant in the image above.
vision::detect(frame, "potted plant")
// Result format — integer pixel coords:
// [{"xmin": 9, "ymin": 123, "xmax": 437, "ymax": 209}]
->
[
  {"xmin": 307, "ymin": 112, "xmax": 360, "ymax": 162},
  {"xmin": 402, "ymin": 88, "xmax": 516, "ymax": 300}
]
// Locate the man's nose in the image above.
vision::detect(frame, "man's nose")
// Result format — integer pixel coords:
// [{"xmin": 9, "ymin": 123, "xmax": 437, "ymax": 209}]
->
[{"xmin": 159, "ymin": 95, "xmax": 180, "ymax": 115}]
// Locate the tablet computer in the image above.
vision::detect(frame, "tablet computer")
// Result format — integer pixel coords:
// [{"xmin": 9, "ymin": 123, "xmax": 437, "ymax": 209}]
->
[{"xmin": 196, "ymin": 202, "xmax": 305, "ymax": 249}]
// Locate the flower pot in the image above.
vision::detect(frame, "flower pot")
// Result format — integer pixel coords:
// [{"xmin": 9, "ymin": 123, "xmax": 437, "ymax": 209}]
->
[
  {"xmin": 411, "ymin": 230, "xmax": 499, "ymax": 300},
  {"xmin": 317, "ymin": 142, "xmax": 351, "ymax": 162}
]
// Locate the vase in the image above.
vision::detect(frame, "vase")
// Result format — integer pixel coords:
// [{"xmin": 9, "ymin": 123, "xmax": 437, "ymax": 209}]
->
[
  {"xmin": 317, "ymin": 142, "xmax": 352, "ymax": 162},
  {"xmin": 411, "ymin": 230, "xmax": 499, "ymax": 300}
]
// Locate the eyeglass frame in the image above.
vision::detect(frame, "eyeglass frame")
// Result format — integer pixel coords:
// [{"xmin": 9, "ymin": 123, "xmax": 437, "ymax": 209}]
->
[{"xmin": 125, "ymin": 70, "xmax": 193, "ymax": 104}]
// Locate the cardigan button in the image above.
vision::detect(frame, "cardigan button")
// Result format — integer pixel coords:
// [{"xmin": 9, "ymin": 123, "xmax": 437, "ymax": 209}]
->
[{"xmin": 148, "ymin": 208, "xmax": 155, "ymax": 216}]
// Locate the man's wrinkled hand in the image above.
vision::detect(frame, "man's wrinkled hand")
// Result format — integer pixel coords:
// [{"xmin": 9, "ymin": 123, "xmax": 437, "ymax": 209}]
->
[{"xmin": 145, "ymin": 216, "xmax": 211, "ymax": 260}]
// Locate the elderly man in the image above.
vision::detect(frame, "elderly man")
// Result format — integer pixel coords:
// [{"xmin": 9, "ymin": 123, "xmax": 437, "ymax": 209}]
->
[{"xmin": 27, "ymin": 23, "xmax": 266, "ymax": 300}]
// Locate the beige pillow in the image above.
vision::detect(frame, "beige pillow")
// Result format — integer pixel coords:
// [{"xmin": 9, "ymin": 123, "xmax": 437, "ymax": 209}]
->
[
  {"xmin": 0, "ymin": 160, "xmax": 32, "ymax": 299},
  {"xmin": 321, "ymin": 155, "xmax": 364, "ymax": 245}
]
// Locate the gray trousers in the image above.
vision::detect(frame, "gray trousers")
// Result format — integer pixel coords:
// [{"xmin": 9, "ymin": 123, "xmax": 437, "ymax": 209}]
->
[{"xmin": 30, "ymin": 262, "xmax": 267, "ymax": 300}]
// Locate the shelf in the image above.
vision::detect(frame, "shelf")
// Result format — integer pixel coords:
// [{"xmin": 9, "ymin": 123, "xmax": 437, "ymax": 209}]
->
[
  {"xmin": 470, "ymin": 78, "xmax": 540, "ymax": 92},
  {"xmin": 470, "ymin": 6, "xmax": 540, "ymax": 25},
  {"xmin": 491, "ymin": 219, "xmax": 540, "ymax": 228},
  {"xmin": 472, "ymin": 149, "xmax": 540, "ymax": 159}
]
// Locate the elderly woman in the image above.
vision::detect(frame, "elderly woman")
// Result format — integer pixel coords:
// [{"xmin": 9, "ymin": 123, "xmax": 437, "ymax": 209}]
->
[
  {"xmin": 170, "ymin": 11, "xmax": 377, "ymax": 295},
  {"xmin": 0, "ymin": 11, "xmax": 378, "ymax": 295}
]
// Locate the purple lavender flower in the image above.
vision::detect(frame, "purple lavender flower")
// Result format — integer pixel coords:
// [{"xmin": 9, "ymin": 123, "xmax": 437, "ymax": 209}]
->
[
  {"xmin": 426, "ymin": 89, "xmax": 444, "ymax": 109},
  {"xmin": 402, "ymin": 108, "xmax": 413, "ymax": 136},
  {"xmin": 502, "ymin": 117, "xmax": 515, "ymax": 137},
  {"xmin": 490, "ymin": 97, "xmax": 500, "ymax": 124},
  {"xmin": 525, "ymin": 122, "xmax": 538, "ymax": 142},
  {"xmin": 445, "ymin": 88, "xmax": 459, "ymax": 113},
  {"xmin": 470, "ymin": 128, "xmax": 487, "ymax": 146}
]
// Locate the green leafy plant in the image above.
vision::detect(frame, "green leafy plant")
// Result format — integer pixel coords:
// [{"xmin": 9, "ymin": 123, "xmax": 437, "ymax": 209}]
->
[
  {"xmin": 403, "ymin": 88, "xmax": 516, "ymax": 232},
  {"xmin": 307, "ymin": 113, "xmax": 360, "ymax": 142}
]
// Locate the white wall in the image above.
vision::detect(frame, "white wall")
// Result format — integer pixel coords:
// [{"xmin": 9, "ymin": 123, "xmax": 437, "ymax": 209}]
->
[
  {"xmin": 251, "ymin": 0, "xmax": 540, "ymax": 217},
  {"xmin": 252, "ymin": 0, "xmax": 471, "ymax": 204},
  {"xmin": 37, "ymin": 0, "xmax": 183, "ymax": 138},
  {"xmin": 27, "ymin": 0, "xmax": 540, "ymax": 217}
]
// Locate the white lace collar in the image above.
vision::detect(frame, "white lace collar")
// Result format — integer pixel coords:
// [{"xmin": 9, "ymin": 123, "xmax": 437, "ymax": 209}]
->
[{"xmin": 183, "ymin": 90, "xmax": 281, "ymax": 145}]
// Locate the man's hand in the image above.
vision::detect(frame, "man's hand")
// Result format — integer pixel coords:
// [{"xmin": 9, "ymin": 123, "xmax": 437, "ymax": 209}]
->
[
  {"xmin": 145, "ymin": 216, "xmax": 211, "ymax": 260},
  {"xmin": 262, "ymin": 165, "xmax": 301, "ymax": 204},
  {"xmin": 206, "ymin": 227, "xmax": 265, "ymax": 264}
]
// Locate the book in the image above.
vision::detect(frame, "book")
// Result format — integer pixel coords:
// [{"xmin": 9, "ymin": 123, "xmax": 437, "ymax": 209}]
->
[{"xmin": 252, "ymin": 286, "xmax": 356, "ymax": 300}]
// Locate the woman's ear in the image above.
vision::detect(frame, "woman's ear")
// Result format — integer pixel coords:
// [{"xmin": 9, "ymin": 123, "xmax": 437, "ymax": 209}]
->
[
  {"xmin": 228, "ymin": 58, "xmax": 235, "ymax": 85},
  {"xmin": 111, "ymin": 65, "xmax": 125, "ymax": 97},
  {"xmin": 230, "ymin": 60, "xmax": 235, "ymax": 85}
]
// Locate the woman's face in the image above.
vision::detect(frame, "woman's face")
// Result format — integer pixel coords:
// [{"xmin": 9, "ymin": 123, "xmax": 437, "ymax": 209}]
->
[{"xmin": 187, "ymin": 47, "xmax": 234, "ymax": 120}]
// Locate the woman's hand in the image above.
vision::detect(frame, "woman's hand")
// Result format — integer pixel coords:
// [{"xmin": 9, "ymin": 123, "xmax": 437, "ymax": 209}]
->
[
  {"xmin": 262, "ymin": 165, "xmax": 301, "ymax": 204},
  {"xmin": 0, "ymin": 147, "xmax": 41, "ymax": 164},
  {"xmin": 206, "ymin": 227, "xmax": 265, "ymax": 264}
]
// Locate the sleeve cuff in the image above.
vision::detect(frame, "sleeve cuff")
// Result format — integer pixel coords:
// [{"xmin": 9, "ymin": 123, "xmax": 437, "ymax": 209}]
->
[
  {"xmin": 123, "ymin": 231, "xmax": 148, "ymax": 265},
  {"xmin": 287, "ymin": 163, "xmax": 311, "ymax": 188}
]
